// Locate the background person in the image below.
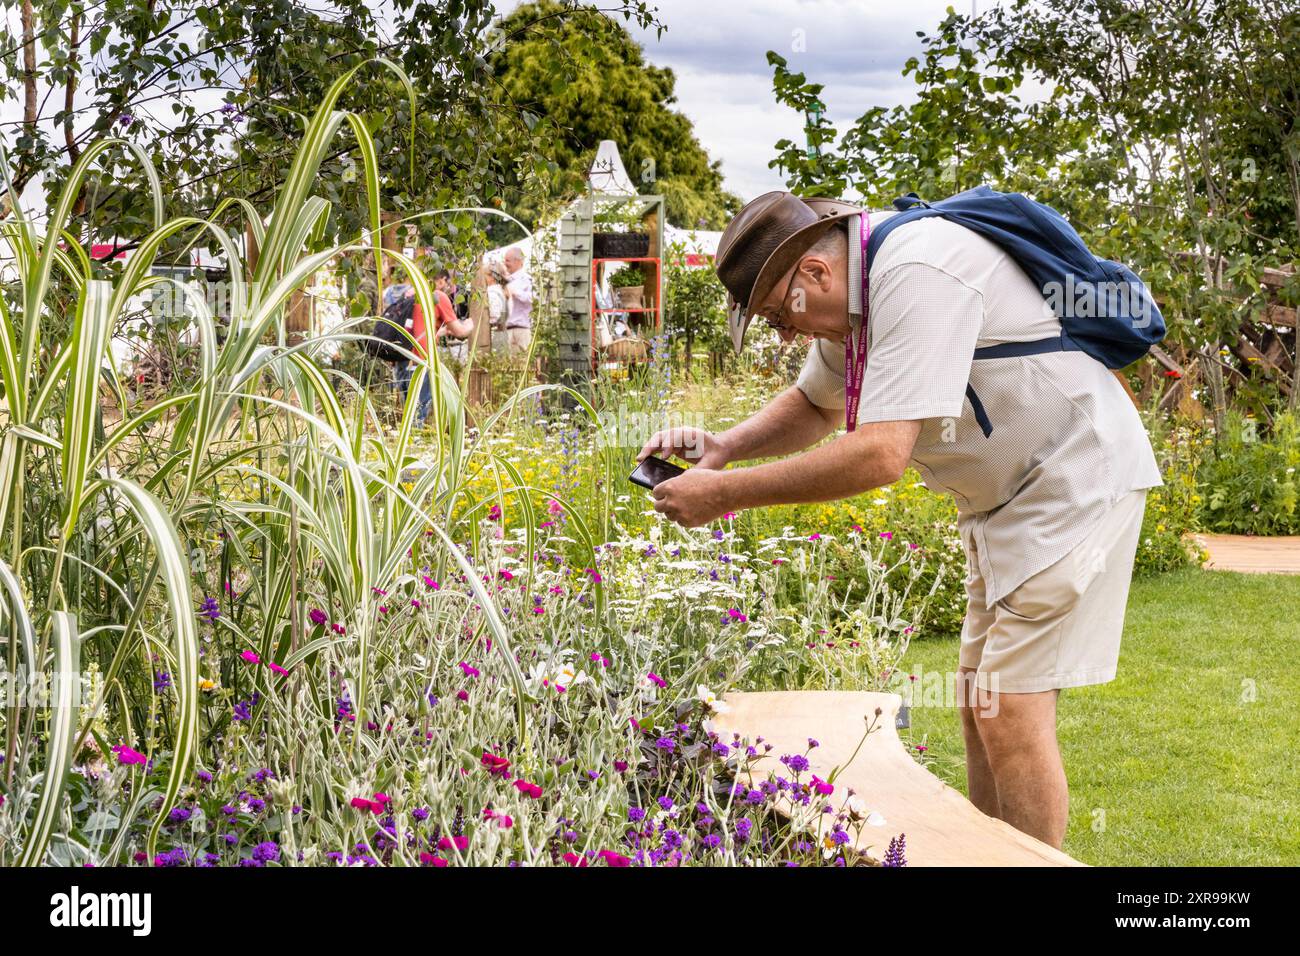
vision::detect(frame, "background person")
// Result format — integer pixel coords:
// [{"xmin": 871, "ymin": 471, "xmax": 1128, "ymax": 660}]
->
[{"xmin": 502, "ymin": 246, "xmax": 533, "ymax": 356}]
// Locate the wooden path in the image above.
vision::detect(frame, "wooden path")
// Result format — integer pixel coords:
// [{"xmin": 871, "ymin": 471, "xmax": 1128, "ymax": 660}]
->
[
  {"xmin": 1193, "ymin": 533, "xmax": 1300, "ymax": 574},
  {"xmin": 716, "ymin": 691, "xmax": 1083, "ymax": 867}
]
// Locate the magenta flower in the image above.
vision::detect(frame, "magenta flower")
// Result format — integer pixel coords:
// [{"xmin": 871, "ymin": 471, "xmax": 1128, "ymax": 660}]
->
[
  {"xmin": 458, "ymin": 661, "xmax": 480, "ymax": 678},
  {"xmin": 308, "ymin": 608, "xmax": 328, "ymax": 626},
  {"xmin": 597, "ymin": 850, "xmax": 631, "ymax": 867},
  {"xmin": 646, "ymin": 672, "xmax": 666, "ymax": 688},
  {"xmin": 437, "ymin": 835, "xmax": 470, "ymax": 852},
  {"xmin": 112, "ymin": 745, "xmax": 148, "ymax": 766},
  {"xmin": 808, "ymin": 532, "xmax": 822, "ymax": 541},
  {"xmin": 481, "ymin": 752, "xmax": 511, "ymax": 777},
  {"xmin": 513, "ymin": 779, "xmax": 543, "ymax": 799},
  {"xmin": 240, "ymin": 650, "xmax": 260, "ymax": 664},
  {"xmin": 880, "ymin": 531, "xmax": 893, "ymax": 540},
  {"xmin": 268, "ymin": 662, "xmax": 288, "ymax": 677},
  {"xmin": 422, "ymin": 575, "xmax": 440, "ymax": 589}
]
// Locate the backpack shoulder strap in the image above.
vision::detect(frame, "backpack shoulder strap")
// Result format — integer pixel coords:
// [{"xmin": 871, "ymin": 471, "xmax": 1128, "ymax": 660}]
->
[{"xmin": 865, "ymin": 197, "xmax": 946, "ymax": 270}]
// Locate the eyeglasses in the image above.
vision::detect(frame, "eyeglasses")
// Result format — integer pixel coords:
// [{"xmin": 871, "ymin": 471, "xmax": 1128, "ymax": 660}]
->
[{"xmin": 758, "ymin": 266, "xmax": 802, "ymax": 333}]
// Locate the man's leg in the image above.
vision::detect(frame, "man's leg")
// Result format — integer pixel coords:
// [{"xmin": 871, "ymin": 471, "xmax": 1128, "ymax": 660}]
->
[
  {"xmin": 970, "ymin": 685, "xmax": 1068, "ymax": 848},
  {"xmin": 956, "ymin": 665, "xmax": 1000, "ymax": 818}
]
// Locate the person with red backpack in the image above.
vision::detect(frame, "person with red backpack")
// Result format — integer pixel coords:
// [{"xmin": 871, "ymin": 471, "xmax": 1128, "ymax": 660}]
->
[{"xmin": 636, "ymin": 186, "xmax": 1164, "ymax": 852}]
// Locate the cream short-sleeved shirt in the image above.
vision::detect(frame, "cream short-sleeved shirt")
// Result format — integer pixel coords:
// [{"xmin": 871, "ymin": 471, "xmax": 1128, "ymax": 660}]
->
[{"xmin": 794, "ymin": 210, "xmax": 1163, "ymax": 606}]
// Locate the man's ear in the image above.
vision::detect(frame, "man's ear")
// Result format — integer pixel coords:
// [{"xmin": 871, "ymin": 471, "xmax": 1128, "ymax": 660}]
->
[{"xmin": 799, "ymin": 255, "xmax": 834, "ymax": 292}]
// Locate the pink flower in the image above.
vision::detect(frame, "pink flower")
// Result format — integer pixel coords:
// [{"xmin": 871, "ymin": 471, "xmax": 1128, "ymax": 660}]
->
[
  {"xmin": 112, "ymin": 745, "xmax": 148, "ymax": 766},
  {"xmin": 308, "ymin": 608, "xmax": 328, "ymax": 626},
  {"xmin": 614, "ymin": 760, "xmax": 628, "ymax": 773},
  {"xmin": 481, "ymin": 752, "xmax": 511, "ymax": 777},
  {"xmin": 590, "ymin": 652, "xmax": 608, "ymax": 667},
  {"xmin": 548, "ymin": 499, "xmax": 564, "ymax": 515},
  {"xmin": 437, "ymin": 835, "xmax": 470, "ymax": 852},
  {"xmin": 808, "ymin": 532, "xmax": 822, "ymax": 541},
  {"xmin": 585, "ymin": 568, "xmax": 603, "ymax": 584},
  {"xmin": 532, "ymin": 606, "xmax": 544, "ymax": 615},
  {"xmin": 726, "ymin": 608, "xmax": 747, "ymax": 622},
  {"xmin": 459, "ymin": 661, "xmax": 480, "ymax": 678},
  {"xmin": 563, "ymin": 852, "xmax": 589, "ymax": 867},
  {"xmin": 419, "ymin": 852, "xmax": 448, "ymax": 867},
  {"xmin": 850, "ymin": 524, "xmax": 863, "ymax": 533},
  {"xmin": 646, "ymin": 672, "xmax": 666, "ymax": 688},
  {"xmin": 498, "ymin": 569, "xmax": 514, "ymax": 581},
  {"xmin": 772, "ymin": 557, "xmax": 787, "ymax": 565},
  {"xmin": 598, "ymin": 850, "xmax": 631, "ymax": 867},
  {"xmin": 240, "ymin": 650, "xmax": 260, "ymax": 664},
  {"xmin": 483, "ymin": 807, "xmax": 514, "ymax": 828},
  {"xmin": 268, "ymin": 662, "xmax": 289, "ymax": 676},
  {"xmin": 410, "ymin": 599, "xmax": 421, "ymax": 609},
  {"xmin": 378, "ymin": 605, "xmax": 388, "ymax": 614},
  {"xmin": 487, "ymin": 504, "xmax": 502, "ymax": 522},
  {"xmin": 422, "ymin": 575, "xmax": 440, "ymax": 589},
  {"xmin": 879, "ymin": 531, "xmax": 893, "ymax": 540},
  {"xmin": 456, "ymin": 689, "xmax": 469, "ymax": 702},
  {"xmin": 371, "ymin": 586, "xmax": 387, "ymax": 596},
  {"xmin": 810, "ymin": 775, "xmax": 834, "ymax": 795},
  {"xmin": 513, "ymin": 779, "xmax": 543, "ymax": 799},
  {"xmin": 331, "ymin": 622, "xmax": 346, "ymax": 635},
  {"xmin": 722, "ymin": 511, "xmax": 737, "ymax": 520}
]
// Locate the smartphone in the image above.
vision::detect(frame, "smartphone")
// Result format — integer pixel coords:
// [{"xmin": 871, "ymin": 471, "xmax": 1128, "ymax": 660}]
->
[{"xmin": 629, "ymin": 455, "xmax": 686, "ymax": 490}]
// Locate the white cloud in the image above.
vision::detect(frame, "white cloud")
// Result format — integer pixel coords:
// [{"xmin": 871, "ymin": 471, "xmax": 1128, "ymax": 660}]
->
[{"xmin": 495, "ymin": 0, "xmax": 988, "ymax": 202}]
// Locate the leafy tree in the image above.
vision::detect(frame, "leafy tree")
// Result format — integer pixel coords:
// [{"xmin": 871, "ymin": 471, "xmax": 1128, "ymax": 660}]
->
[
  {"xmin": 1, "ymin": 0, "xmax": 658, "ymax": 268},
  {"xmin": 662, "ymin": 238, "xmax": 728, "ymax": 376},
  {"xmin": 488, "ymin": 0, "xmax": 741, "ymax": 235}
]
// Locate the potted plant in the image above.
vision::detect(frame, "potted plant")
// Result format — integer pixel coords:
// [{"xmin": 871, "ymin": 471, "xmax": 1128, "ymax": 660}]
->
[{"xmin": 613, "ymin": 263, "xmax": 649, "ymax": 310}]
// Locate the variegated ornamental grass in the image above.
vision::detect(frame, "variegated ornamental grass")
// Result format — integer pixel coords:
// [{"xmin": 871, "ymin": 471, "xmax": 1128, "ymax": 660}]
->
[{"xmin": 0, "ymin": 68, "xmax": 932, "ymax": 866}]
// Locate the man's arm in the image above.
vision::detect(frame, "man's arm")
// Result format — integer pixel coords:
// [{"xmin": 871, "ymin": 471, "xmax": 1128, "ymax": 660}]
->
[
  {"xmin": 506, "ymin": 274, "xmax": 533, "ymax": 306},
  {"xmin": 716, "ymin": 385, "xmax": 840, "ymax": 462},
  {"xmin": 650, "ymin": 418, "xmax": 922, "ymax": 527},
  {"xmin": 722, "ymin": 419, "xmax": 921, "ymax": 509}
]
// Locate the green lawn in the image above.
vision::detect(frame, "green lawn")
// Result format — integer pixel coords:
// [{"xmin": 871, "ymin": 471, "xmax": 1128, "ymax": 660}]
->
[{"xmin": 898, "ymin": 567, "xmax": 1300, "ymax": 866}]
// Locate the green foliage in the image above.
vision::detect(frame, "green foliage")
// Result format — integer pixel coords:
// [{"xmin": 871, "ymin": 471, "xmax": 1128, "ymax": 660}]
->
[
  {"xmin": 1199, "ymin": 411, "xmax": 1300, "ymax": 534},
  {"xmin": 662, "ymin": 239, "xmax": 729, "ymax": 369},
  {"xmin": 1134, "ymin": 414, "xmax": 1207, "ymax": 575},
  {"xmin": 489, "ymin": 0, "xmax": 741, "ymax": 234}
]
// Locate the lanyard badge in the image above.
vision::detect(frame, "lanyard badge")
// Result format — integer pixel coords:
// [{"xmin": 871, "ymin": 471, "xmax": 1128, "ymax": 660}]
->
[{"xmin": 844, "ymin": 213, "xmax": 871, "ymax": 432}]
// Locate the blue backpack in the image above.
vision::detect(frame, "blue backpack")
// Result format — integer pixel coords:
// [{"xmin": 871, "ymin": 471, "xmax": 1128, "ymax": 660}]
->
[{"xmin": 867, "ymin": 185, "xmax": 1165, "ymax": 370}]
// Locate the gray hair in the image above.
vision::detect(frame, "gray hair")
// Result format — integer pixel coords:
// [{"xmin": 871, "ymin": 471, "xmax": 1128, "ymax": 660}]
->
[{"xmin": 804, "ymin": 221, "xmax": 847, "ymax": 264}]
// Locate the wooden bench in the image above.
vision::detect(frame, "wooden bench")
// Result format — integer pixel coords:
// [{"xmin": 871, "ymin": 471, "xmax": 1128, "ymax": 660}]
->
[{"xmin": 716, "ymin": 690, "xmax": 1083, "ymax": 866}]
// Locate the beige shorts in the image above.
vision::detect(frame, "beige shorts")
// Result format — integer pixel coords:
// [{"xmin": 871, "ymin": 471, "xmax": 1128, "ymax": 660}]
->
[
  {"xmin": 958, "ymin": 489, "xmax": 1147, "ymax": 694},
  {"xmin": 506, "ymin": 327, "xmax": 532, "ymax": 355}
]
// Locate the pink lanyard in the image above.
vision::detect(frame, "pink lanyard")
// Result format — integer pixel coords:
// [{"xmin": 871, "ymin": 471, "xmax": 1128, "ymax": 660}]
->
[{"xmin": 844, "ymin": 213, "xmax": 871, "ymax": 432}]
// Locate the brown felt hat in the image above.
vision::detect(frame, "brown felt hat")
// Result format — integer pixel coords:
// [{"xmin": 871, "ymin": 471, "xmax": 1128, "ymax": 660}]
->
[{"xmin": 716, "ymin": 191, "xmax": 865, "ymax": 353}]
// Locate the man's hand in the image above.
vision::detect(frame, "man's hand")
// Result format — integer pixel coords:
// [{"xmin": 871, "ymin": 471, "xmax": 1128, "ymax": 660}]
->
[
  {"xmin": 637, "ymin": 427, "xmax": 730, "ymax": 469},
  {"xmin": 650, "ymin": 467, "xmax": 731, "ymax": 527}
]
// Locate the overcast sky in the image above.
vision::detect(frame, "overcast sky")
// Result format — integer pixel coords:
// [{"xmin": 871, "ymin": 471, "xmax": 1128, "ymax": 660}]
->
[{"xmin": 496, "ymin": 0, "xmax": 985, "ymax": 202}]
